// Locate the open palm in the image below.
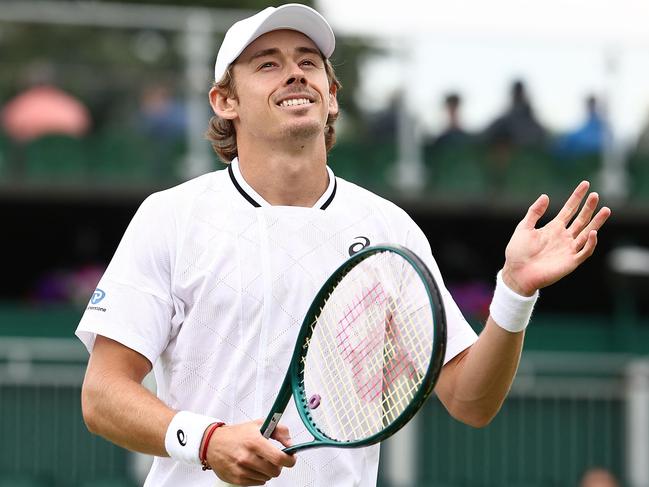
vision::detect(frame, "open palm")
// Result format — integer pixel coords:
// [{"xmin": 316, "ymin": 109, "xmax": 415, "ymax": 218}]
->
[{"xmin": 502, "ymin": 181, "xmax": 611, "ymax": 297}]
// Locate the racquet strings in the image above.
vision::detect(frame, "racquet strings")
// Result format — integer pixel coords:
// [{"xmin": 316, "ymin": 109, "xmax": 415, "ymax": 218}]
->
[{"xmin": 302, "ymin": 250, "xmax": 435, "ymax": 442}]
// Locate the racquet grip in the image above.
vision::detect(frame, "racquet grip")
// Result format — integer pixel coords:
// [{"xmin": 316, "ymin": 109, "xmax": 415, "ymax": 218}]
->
[{"xmin": 213, "ymin": 413, "xmax": 283, "ymax": 486}]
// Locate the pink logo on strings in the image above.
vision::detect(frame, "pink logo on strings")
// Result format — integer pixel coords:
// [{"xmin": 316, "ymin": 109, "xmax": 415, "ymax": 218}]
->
[{"xmin": 336, "ymin": 284, "xmax": 417, "ymax": 403}]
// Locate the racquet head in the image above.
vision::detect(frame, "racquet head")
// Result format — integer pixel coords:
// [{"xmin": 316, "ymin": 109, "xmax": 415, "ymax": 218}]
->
[{"xmin": 279, "ymin": 244, "xmax": 447, "ymax": 452}]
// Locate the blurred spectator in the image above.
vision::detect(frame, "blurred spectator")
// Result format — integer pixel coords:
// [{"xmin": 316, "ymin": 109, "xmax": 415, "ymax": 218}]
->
[
  {"xmin": 0, "ymin": 63, "xmax": 91, "ymax": 143},
  {"xmin": 555, "ymin": 95, "xmax": 608, "ymax": 158},
  {"xmin": 427, "ymin": 92, "xmax": 471, "ymax": 151},
  {"xmin": 481, "ymin": 79, "xmax": 547, "ymax": 190},
  {"xmin": 483, "ymin": 79, "xmax": 547, "ymax": 149},
  {"xmin": 137, "ymin": 82, "xmax": 187, "ymax": 140},
  {"xmin": 578, "ymin": 467, "xmax": 620, "ymax": 487},
  {"xmin": 367, "ymin": 90, "xmax": 400, "ymax": 141},
  {"xmin": 136, "ymin": 82, "xmax": 187, "ymax": 179}
]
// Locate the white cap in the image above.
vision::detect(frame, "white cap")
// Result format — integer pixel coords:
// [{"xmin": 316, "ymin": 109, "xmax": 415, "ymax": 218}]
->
[{"xmin": 214, "ymin": 4, "xmax": 335, "ymax": 82}]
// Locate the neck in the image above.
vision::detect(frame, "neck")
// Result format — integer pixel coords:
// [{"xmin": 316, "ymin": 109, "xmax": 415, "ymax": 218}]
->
[{"xmin": 236, "ymin": 136, "xmax": 329, "ymax": 207}]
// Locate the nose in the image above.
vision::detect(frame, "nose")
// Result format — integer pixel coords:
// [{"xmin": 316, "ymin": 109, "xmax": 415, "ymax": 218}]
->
[
  {"xmin": 286, "ymin": 74, "xmax": 307, "ymax": 86},
  {"xmin": 285, "ymin": 63, "xmax": 307, "ymax": 86}
]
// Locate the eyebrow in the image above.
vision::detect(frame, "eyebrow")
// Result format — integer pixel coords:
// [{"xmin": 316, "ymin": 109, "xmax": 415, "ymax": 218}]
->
[{"xmin": 247, "ymin": 46, "xmax": 323, "ymax": 63}]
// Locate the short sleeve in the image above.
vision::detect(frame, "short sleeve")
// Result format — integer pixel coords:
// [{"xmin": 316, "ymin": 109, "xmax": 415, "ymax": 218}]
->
[
  {"xmin": 402, "ymin": 219, "xmax": 478, "ymax": 364},
  {"xmin": 75, "ymin": 193, "xmax": 176, "ymax": 365}
]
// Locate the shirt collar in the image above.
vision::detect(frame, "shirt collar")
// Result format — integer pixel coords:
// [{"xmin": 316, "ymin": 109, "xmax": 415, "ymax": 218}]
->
[{"xmin": 228, "ymin": 157, "xmax": 337, "ymax": 210}]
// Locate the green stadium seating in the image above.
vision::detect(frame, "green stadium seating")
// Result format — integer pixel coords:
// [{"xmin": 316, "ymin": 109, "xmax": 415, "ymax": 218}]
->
[
  {"xmin": 90, "ymin": 130, "xmax": 152, "ymax": 184},
  {"xmin": 90, "ymin": 128, "xmax": 186, "ymax": 185},
  {"xmin": 23, "ymin": 135, "xmax": 87, "ymax": 183},
  {"xmin": 78, "ymin": 478, "xmax": 136, "ymax": 487},
  {"xmin": 424, "ymin": 143, "xmax": 488, "ymax": 197},
  {"xmin": 328, "ymin": 140, "xmax": 367, "ymax": 183},
  {"xmin": 628, "ymin": 154, "xmax": 649, "ymax": 201},
  {"xmin": 0, "ymin": 131, "xmax": 9, "ymax": 179},
  {"xmin": 552, "ymin": 153, "xmax": 602, "ymax": 195},
  {"xmin": 502, "ymin": 149, "xmax": 556, "ymax": 199},
  {"xmin": 329, "ymin": 140, "xmax": 397, "ymax": 191},
  {"xmin": 0, "ymin": 474, "xmax": 52, "ymax": 487}
]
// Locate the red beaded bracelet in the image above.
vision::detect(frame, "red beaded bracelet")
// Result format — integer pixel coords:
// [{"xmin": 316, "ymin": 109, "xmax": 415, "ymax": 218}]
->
[{"xmin": 200, "ymin": 422, "xmax": 225, "ymax": 471}]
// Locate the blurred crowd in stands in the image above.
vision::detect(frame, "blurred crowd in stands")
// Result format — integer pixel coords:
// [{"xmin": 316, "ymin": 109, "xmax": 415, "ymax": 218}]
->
[
  {"xmin": 419, "ymin": 79, "xmax": 615, "ymax": 170},
  {"xmin": 0, "ymin": 62, "xmax": 188, "ymax": 185},
  {"xmin": 3, "ymin": 60, "xmax": 649, "ymax": 197},
  {"xmin": 360, "ymin": 78, "xmax": 649, "ymax": 202},
  {"xmin": 5, "ymin": 66, "xmax": 649, "ymax": 307}
]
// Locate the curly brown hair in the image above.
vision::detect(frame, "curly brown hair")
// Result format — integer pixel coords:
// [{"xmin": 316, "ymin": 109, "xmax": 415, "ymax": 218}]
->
[{"xmin": 205, "ymin": 59, "xmax": 342, "ymax": 163}]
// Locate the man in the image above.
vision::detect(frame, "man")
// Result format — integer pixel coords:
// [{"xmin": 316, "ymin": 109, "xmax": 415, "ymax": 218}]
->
[
  {"xmin": 555, "ymin": 95, "xmax": 609, "ymax": 158},
  {"xmin": 77, "ymin": 4, "xmax": 611, "ymax": 487}
]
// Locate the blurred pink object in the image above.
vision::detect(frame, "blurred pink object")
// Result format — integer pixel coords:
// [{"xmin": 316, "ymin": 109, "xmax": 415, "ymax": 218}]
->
[{"xmin": 1, "ymin": 85, "xmax": 91, "ymax": 142}]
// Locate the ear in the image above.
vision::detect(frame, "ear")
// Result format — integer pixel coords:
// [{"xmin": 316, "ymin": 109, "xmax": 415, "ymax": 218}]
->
[
  {"xmin": 327, "ymin": 82, "xmax": 339, "ymax": 118},
  {"xmin": 209, "ymin": 86, "xmax": 238, "ymax": 121}
]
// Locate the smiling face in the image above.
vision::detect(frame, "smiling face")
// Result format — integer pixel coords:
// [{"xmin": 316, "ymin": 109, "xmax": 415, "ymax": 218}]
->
[{"xmin": 211, "ymin": 29, "xmax": 338, "ymax": 152}]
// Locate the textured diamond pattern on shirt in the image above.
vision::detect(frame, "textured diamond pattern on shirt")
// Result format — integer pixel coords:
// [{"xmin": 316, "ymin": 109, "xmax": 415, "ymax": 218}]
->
[{"xmin": 76, "ymin": 168, "xmax": 478, "ymax": 487}]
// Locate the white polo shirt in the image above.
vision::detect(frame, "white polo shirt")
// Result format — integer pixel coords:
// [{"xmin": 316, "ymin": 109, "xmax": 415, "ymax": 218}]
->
[{"xmin": 76, "ymin": 158, "xmax": 478, "ymax": 487}]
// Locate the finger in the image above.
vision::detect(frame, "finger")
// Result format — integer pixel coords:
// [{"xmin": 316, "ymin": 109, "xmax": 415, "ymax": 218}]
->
[
  {"xmin": 576, "ymin": 230, "xmax": 598, "ymax": 263},
  {"xmin": 253, "ymin": 437, "xmax": 296, "ymax": 468},
  {"xmin": 521, "ymin": 194, "xmax": 550, "ymax": 229},
  {"xmin": 574, "ymin": 206, "xmax": 611, "ymax": 249},
  {"xmin": 220, "ymin": 464, "xmax": 270, "ymax": 486},
  {"xmin": 237, "ymin": 469, "xmax": 271, "ymax": 485},
  {"xmin": 234, "ymin": 452, "xmax": 282, "ymax": 480},
  {"xmin": 568, "ymin": 192, "xmax": 599, "ymax": 237},
  {"xmin": 265, "ymin": 448, "xmax": 296, "ymax": 468},
  {"xmin": 231, "ymin": 470, "xmax": 269, "ymax": 486},
  {"xmin": 270, "ymin": 424, "xmax": 293, "ymax": 449},
  {"xmin": 250, "ymin": 455, "xmax": 284, "ymax": 479},
  {"xmin": 267, "ymin": 424, "xmax": 297, "ymax": 467},
  {"xmin": 556, "ymin": 180, "xmax": 590, "ymax": 225}
]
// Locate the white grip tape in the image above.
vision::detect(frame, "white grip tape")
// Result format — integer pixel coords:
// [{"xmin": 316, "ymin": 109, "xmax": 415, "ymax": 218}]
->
[
  {"xmin": 489, "ymin": 270, "xmax": 539, "ymax": 333},
  {"xmin": 165, "ymin": 410, "xmax": 218, "ymax": 465}
]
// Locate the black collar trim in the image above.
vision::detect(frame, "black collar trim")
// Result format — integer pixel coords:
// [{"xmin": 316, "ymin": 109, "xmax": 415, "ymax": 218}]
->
[
  {"xmin": 228, "ymin": 159, "xmax": 337, "ymax": 210},
  {"xmin": 319, "ymin": 178, "xmax": 337, "ymax": 210},
  {"xmin": 228, "ymin": 163, "xmax": 261, "ymax": 208}
]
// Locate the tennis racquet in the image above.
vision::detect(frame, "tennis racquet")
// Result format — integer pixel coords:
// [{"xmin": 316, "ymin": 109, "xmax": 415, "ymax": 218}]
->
[{"xmin": 215, "ymin": 244, "xmax": 447, "ymax": 486}]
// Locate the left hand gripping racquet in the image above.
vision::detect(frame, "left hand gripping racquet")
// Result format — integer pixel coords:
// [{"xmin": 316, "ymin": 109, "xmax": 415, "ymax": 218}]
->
[{"xmin": 215, "ymin": 244, "xmax": 447, "ymax": 485}]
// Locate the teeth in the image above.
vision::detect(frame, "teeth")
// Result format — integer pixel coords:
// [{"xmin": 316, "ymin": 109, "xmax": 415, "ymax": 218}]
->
[{"xmin": 280, "ymin": 98, "xmax": 311, "ymax": 107}]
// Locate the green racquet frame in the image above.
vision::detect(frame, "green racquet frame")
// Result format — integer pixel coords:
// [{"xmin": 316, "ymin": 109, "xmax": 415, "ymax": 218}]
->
[{"xmin": 259, "ymin": 244, "xmax": 447, "ymax": 453}]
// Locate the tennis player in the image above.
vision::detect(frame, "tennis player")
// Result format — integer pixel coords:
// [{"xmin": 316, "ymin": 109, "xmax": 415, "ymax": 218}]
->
[{"xmin": 76, "ymin": 4, "xmax": 611, "ymax": 487}]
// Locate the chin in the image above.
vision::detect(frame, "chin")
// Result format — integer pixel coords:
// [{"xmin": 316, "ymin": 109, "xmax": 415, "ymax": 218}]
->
[{"xmin": 283, "ymin": 121, "xmax": 324, "ymax": 141}]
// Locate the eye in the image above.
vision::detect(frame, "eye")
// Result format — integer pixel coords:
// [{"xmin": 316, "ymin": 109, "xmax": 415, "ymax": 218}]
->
[
  {"xmin": 259, "ymin": 61, "xmax": 277, "ymax": 70},
  {"xmin": 300, "ymin": 59, "xmax": 317, "ymax": 67}
]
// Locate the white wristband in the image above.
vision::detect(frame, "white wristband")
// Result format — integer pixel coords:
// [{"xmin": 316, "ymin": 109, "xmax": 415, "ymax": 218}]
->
[
  {"xmin": 489, "ymin": 270, "xmax": 539, "ymax": 333},
  {"xmin": 164, "ymin": 411, "xmax": 219, "ymax": 465}
]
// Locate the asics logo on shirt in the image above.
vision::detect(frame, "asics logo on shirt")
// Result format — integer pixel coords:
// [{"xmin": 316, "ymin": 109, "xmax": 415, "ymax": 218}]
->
[
  {"xmin": 177, "ymin": 430, "xmax": 187, "ymax": 446},
  {"xmin": 348, "ymin": 236, "xmax": 370, "ymax": 256}
]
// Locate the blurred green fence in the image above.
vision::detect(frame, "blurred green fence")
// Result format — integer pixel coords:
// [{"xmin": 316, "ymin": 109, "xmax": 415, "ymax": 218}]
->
[
  {"xmin": 0, "ymin": 338, "xmax": 134, "ymax": 487},
  {"xmin": 378, "ymin": 352, "xmax": 636, "ymax": 487},
  {"xmin": 1, "ymin": 335, "xmax": 644, "ymax": 487}
]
